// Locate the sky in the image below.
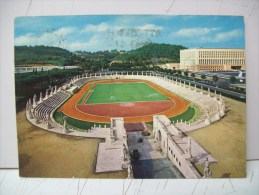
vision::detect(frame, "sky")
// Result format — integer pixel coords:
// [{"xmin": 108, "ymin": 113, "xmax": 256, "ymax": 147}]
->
[{"xmin": 14, "ymin": 15, "xmax": 245, "ymax": 52}]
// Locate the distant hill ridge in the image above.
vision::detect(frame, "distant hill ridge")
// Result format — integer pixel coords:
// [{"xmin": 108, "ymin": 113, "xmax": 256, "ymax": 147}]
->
[
  {"xmin": 114, "ymin": 43, "xmax": 187, "ymax": 63},
  {"xmin": 15, "ymin": 43, "xmax": 187, "ymax": 67},
  {"xmin": 15, "ymin": 46, "xmax": 76, "ymax": 66}
]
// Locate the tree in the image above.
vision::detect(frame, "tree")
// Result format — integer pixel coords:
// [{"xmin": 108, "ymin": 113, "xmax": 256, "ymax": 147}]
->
[
  {"xmin": 201, "ymin": 74, "xmax": 206, "ymax": 80},
  {"xmin": 177, "ymin": 70, "xmax": 182, "ymax": 76},
  {"xmin": 230, "ymin": 76, "xmax": 237, "ymax": 84},
  {"xmin": 213, "ymin": 75, "xmax": 219, "ymax": 82},
  {"xmin": 191, "ymin": 73, "xmax": 195, "ymax": 80},
  {"xmin": 184, "ymin": 71, "xmax": 189, "ymax": 78},
  {"xmin": 212, "ymin": 75, "xmax": 219, "ymax": 86}
]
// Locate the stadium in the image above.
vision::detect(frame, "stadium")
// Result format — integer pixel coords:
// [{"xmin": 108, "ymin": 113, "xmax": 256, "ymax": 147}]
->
[{"xmin": 24, "ymin": 71, "xmax": 226, "ymax": 179}]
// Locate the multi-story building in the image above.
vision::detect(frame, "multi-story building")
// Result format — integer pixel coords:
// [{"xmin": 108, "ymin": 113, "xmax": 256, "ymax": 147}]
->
[{"xmin": 180, "ymin": 48, "xmax": 245, "ymax": 71}]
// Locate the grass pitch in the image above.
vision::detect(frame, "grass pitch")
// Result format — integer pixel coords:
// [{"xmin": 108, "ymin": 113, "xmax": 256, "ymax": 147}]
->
[{"xmin": 85, "ymin": 82, "xmax": 169, "ymax": 104}]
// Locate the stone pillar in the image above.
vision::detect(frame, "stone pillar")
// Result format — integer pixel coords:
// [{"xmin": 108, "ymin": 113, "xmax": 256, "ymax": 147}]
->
[
  {"xmin": 63, "ymin": 116, "xmax": 69, "ymax": 134},
  {"xmin": 39, "ymin": 92, "xmax": 43, "ymax": 103},
  {"xmin": 54, "ymin": 86, "xmax": 57, "ymax": 94},
  {"xmin": 127, "ymin": 164, "xmax": 133, "ymax": 179},
  {"xmin": 214, "ymin": 90, "xmax": 217, "ymax": 100},
  {"xmin": 28, "ymin": 108, "xmax": 33, "ymax": 119},
  {"xmin": 207, "ymin": 88, "xmax": 210, "ymax": 97},
  {"xmin": 203, "ymin": 157, "xmax": 211, "ymax": 178},
  {"xmin": 194, "ymin": 84, "xmax": 197, "ymax": 92},
  {"xmin": 46, "ymin": 115, "xmax": 51, "ymax": 129},
  {"xmin": 26, "ymin": 101, "xmax": 29, "ymax": 111},
  {"xmin": 50, "ymin": 87, "xmax": 53, "ymax": 96},
  {"xmin": 35, "ymin": 114, "xmax": 39, "ymax": 124},
  {"xmin": 205, "ymin": 110, "xmax": 211, "ymax": 125},
  {"xmin": 200, "ymin": 86, "xmax": 203, "ymax": 94},
  {"xmin": 32, "ymin": 94, "xmax": 37, "ymax": 108},
  {"xmin": 28, "ymin": 98, "xmax": 32, "ymax": 109},
  {"xmin": 189, "ymin": 82, "xmax": 191, "ymax": 89}
]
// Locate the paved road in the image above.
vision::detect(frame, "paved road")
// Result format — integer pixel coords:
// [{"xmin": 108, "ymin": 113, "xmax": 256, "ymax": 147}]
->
[{"xmin": 167, "ymin": 75, "xmax": 246, "ymax": 101}]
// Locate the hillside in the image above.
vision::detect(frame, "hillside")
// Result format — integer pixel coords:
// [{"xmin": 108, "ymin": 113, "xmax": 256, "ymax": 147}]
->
[
  {"xmin": 114, "ymin": 43, "xmax": 187, "ymax": 64},
  {"xmin": 15, "ymin": 46, "xmax": 79, "ymax": 66}
]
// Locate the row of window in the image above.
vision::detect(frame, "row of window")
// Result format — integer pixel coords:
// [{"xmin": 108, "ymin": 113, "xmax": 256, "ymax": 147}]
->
[
  {"xmin": 168, "ymin": 146, "xmax": 181, "ymax": 167},
  {"xmin": 198, "ymin": 51, "xmax": 244, "ymax": 58},
  {"xmin": 198, "ymin": 59, "xmax": 245, "ymax": 65}
]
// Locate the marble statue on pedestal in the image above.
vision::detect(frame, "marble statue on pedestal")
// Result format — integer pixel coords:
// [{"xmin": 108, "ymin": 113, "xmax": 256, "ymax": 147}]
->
[
  {"xmin": 203, "ymin": 157, "xmax": 212, "ymax": 178},
  {"xmin": 33, "ymin": 94, "xmax": 37, "ymax": 107},
  {"xmin": 63, "ymin": 116, "xmax": 69, "ymax": 134},
  {"xmin": 46, "ymin": 115, "xmax": 51, "ymax": 129},
  {"xmin": 127, "ymin": 164, "xmax": 133, "ymax": 179}
]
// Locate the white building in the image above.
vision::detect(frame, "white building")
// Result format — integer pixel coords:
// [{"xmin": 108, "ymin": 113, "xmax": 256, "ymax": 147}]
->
[{"xmin": 180, "ymin": 48, "xmax": 245, "ymax": 71}]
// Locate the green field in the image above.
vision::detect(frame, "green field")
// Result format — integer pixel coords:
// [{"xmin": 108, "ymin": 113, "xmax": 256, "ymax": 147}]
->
[
  {"xmin": 85, "ymin": 82, "xmax": 169, "ymax": 104},
  {"xmin": 54, "ymin": 111, "xmax": 110, "ymax": 131}
]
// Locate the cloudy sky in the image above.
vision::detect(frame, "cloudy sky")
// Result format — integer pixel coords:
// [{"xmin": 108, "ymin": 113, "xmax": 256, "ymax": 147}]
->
[{"xmin": 14, "ymin": 15, "xmax": 245, "ymax": 52}]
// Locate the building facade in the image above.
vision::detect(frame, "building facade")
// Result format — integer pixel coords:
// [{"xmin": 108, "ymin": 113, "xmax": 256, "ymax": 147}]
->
[{"xmin": 180, "ymin": 48, "xmax": 245, "ymax": 71}]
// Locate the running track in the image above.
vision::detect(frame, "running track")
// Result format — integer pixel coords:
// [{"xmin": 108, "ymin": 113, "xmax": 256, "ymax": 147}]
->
[{"xmin": 59, "ymin": 79, "xmax": 189, "ymax": 123}]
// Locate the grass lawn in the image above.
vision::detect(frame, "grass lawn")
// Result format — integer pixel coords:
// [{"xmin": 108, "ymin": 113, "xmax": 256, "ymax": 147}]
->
[
  {"xmin": 85, "ymin": 82, "xmax": 169, "ymax": 104},
  {"xmin": 54, "ymin": 111, "xmax": 110, "ymax": 131}
]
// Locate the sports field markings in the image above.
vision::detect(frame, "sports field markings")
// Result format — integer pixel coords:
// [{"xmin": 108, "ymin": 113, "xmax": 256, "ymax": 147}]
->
[
  {"xmin": 76, "ymin": 81, "xmax": 182, "ymax": 118},
  {"xmin": 61, "ymin": 79, "xmax": 190, "ymax": 123},
  {"xmin": 75, "ymin": 100, "xmax": 177, "ymax": 118},
  {"xmin": 84, "ymin": 82, "xmax": 170, "ymax": 105},
  {"xmin": 77, "ymin": 84, "xmax": 93, "ymax": 105}
]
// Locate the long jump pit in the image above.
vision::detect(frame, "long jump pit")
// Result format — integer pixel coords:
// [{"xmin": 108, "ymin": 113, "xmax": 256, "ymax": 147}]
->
[{"xmin": 59, "ymin": 79, "xmax": 189, "ymax": 123}]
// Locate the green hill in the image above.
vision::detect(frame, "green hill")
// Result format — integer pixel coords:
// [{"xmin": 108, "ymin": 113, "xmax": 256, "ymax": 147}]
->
[
  {"xmin": 114, "ymin": 43, "xmax": 187, "ymax": 64},
  {"xmin": 15, "ymin": 46, "xmax": 78, "ymax": 66}
]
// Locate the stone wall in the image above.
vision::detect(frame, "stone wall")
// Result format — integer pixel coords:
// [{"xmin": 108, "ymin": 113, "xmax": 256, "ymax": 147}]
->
[{"xmin": 153, "ymin": 115, "xmax": 201, "ymax": 179}]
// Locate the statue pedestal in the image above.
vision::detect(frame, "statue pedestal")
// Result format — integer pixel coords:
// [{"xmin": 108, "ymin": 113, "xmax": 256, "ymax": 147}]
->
[{"xmin": 205, "ymin": 118, "xmax": 211, "ymax": 125}]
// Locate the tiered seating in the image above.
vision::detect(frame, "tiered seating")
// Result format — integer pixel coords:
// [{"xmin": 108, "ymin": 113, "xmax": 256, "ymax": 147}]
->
[
  {"xmin": 73, "ymin": 78, "xmax": 88, "ymax": 88},
  {"xmin": 34, "ymin": 91, "xmax": 70, "ymax": 120}
]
